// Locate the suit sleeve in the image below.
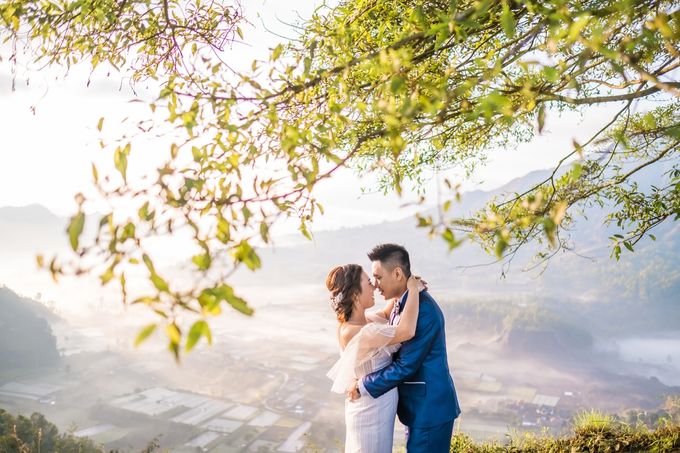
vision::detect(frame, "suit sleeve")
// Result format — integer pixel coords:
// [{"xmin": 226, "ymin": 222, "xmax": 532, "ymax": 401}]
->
[{"xmin": 361, "ymin": 300, "xmax": 440, "ymax": 398}]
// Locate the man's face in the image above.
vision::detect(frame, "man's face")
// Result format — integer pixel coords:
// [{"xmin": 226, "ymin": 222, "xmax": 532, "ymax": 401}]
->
[{"xmin": 371, "ymin": 260, "xmax": 400, "ymax": 300}]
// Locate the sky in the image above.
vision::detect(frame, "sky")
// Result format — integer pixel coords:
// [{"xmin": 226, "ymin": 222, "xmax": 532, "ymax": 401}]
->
[
  {"xmin": 0, "ymin": 0, "xmax": 626, "ymax": 234},
  {"xmin": 0, "ymin": 0, "xmax": 655, "ymax": 326}
]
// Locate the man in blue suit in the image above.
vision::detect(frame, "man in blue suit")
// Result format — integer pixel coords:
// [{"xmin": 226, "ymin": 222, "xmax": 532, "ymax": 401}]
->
[{"xmin": 348, "ymin": 243, "xmax": 461, "ymax": 452}]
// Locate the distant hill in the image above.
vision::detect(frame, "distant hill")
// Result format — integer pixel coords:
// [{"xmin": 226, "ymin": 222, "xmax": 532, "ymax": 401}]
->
[
  {"xmin": 0, "ymin": 204, "xmax": 68, "ymax": 253},
  {"xmin": 1, "ymin": 168, "xmax": 678, "ymax": 333},
  {"xmin": 230, "ymin": 169, "xmax": 680, "ymax": 333},
  {"xmin": 0, "ymin": 286, "xmax": 60, "ymax": 368},
  {"xmin": 0, "ymin": 204, "xmax": 101, "ymax": 253},
  {"xmin": 0, "ymin": 203, "xmax": 63, "ymax": 224}
]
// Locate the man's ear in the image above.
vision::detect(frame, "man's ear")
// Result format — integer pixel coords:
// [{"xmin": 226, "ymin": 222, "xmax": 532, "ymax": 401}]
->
[{"xmin": 394, "ymin": 266, "xmax": 404, "ymax": 281}]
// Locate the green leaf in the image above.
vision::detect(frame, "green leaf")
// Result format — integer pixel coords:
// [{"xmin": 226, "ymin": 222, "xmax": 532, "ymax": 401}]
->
[
  {"xmin": 142, "ymin": 254, "xmax": 154, "ymax": 269},
  {"xmin": 272, "ymin": 44, "xmax": 283, "ymax": 61},
  {"xmin": 572, "ymin": 139, "xmax": 584, "ymax": 158},
  {"xmin": 642, "ymin": 112, "xmax": 657, "ymax": 129},
  {"xmin": 168, "ymin": 341, "xmax": 180, "ymax": 362},
  {"xmin": 494, "ymin": 238, "xmax": 507, "ymax": 258},
  {"xmin": 216, "ymin": 217, "xmax": 231, "ymax": 243},
  {"xmin": 192, "ymin": 253, "xmax": 211, "ymax": 271},
  {"xmin": 67, "ymin": 212, "xmax": 85, "ymax": 251},
  {"xmin": 231, "ymin": 241, "xmax": 261, "ymax": 271},
  {"xmin": 390, "ymin": 76, "xmax": 406, "ymax": 93},
  {"xmin": 442, "ymin": 228, "xmax": 463, "ymax": 250},
  {"xmin": 570, "ymin": 163, "xmax": 583, "ymax": 181},
  {"xmin": 185, "ymin": 320, "xmax": 212, "ymax": 352},
  {"xmin": 166, "ymin": 323, "xmax": 181, "ymax": 344},
  {"xmin": 142, "ymin": 254, "xmax": 170, "ymax": 292},
  {"xmin": 242, "ymin": 206, "xmax": 253, "ymax": 222},
  {"xmin": 542, "ymin": 66, "xmax": 559, "ymax": 83},
  {"xmin": 132, "ymin": 296, "xmax": 157, "ymax": 305},
  {"xmin": 120, "ymin": 272, "xmax": 127, "ymax": 303},
  {"xmin": 568, "ymin": 15, "xmax": 590, "ymax": 42},
  {"xmin": 543, "ymin": 218, "xmax": 557, "ymax": 247},
  {"xmin": 299, "ymin": 221, "xmax": 312, "ymax": 241},
  {"xmin": 150, "ymin": 273, "xmax": 169, "ymax": 292},
  {"xmin": 192, "ymin": 146, "xmax": 202, "ymax": 162},
  {"xmin": 224, "ymin": 292, "xmax": 254, "ymax": 316},
  {"xmin": 114, "ymin": 146, "xmax": 128, "ymax": 182},
  {"xmin": 138, "ymin": 201, "xmax": 151, "ymax": 221},
  {"xmin": 206, "ymin": 284, "xmax": 253, "ymax": 316},
  {"xmin": 259, "ymin": 222, "xmax": 270, "ymax": 243},
  {"xmin": 500, "ymin": 2, "xmax": 516, "ymax": 38},
  {"xmin": 120, "ymin": 222, "xmax": 136, "ymax": 242},
  {"xmin": 536, "ymin": 104, "xmax": 546, "ymax": 133},
  {"xmin": 100, "ymin": 266, "xmax": 114, "ymax": 285},
  {"xmin": 134, "ymin": 323, "xmax": 157, "ymax": 347},
  {"xmin": 494, "ymin": 230, "xmax": 509, "ymax": 258},
  {"xmin": 416, "ymin": 215, "xmax": 432, "ymax": 228},
  {"xmin": 662, "ymin": 126, "xmax": 680, "ymax": 140}
]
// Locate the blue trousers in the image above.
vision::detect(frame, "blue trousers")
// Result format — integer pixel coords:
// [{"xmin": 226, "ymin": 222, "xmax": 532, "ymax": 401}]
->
[{"xmin": 405, "ymin": 420, "xmax": 454, "ymax": 453}]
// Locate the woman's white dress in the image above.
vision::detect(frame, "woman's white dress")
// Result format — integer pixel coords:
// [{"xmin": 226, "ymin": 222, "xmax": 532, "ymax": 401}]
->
[{"xmin": 327, "ymin": 313, "xmax": 400, "ymax": 453}]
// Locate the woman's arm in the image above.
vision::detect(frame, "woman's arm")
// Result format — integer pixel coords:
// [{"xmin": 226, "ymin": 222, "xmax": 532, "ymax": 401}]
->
[
  {"xmin": 388, "ymin": 276, "xmax": 425, "ymax": 344},
  {"xmin": 381, "ymin": 299, "xmax": 396, "ymax": 320}
]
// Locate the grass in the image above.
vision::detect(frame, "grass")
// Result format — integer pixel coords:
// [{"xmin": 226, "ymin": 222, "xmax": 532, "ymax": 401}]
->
[
  {"xmin": 3, "ymin": 407, "xmax": 679, "ymax": 452},
  {"xmin": 449, "ymin": 412, "xmax": 680, "ymax": 453},
  {"xmin": 573, "ymin": 410, "xmax": 618, "ymax": 432}
]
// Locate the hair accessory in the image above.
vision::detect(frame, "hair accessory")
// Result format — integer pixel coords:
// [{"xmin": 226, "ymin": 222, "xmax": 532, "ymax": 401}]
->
[{"xmin": 330, "ymin": 291, "xmax": 344, "ymax": 310}]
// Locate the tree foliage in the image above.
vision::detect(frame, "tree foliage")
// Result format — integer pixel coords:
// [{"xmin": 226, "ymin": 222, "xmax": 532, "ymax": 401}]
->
[
  {"xmin": 1, "ymin": 0, "xmax": 678, "ymax": 358},
  {"xmin": 0, "ymin": 409, "xmax": 161, "ymax": 453},
  {"xmin": 0, "ymin": 287, "xmax": 60, "ymax": 368},
  {"xmin": 0, "ymin": 410, "xmax": 101, "ymax": 453}
]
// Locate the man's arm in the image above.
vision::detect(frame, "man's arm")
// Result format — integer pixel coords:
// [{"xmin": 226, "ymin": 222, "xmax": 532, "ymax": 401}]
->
[{"xmin": 360, "ymin": 299, "xmax": 440, "ymax": 399}]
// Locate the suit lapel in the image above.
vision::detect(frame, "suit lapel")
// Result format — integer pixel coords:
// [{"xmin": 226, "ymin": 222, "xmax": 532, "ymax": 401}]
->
[{"xmin": 391, "ymin": 290, "xmax": 410, "ymax": 325}]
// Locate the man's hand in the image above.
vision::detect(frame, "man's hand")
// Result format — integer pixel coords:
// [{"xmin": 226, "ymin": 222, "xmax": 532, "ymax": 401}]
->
[{"xmin": 346, "ymin": 378, "xmax": 360, "ymax": 401}]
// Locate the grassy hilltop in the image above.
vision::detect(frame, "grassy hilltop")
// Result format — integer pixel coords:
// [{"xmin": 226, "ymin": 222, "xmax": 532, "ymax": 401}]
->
[
  {"xmin": 2, "ymin": 408, "xmax": 680, "ymax": 453},
  {"xmin": 449, "ymin": 412, "xmax": 680, "ymax": 453}
]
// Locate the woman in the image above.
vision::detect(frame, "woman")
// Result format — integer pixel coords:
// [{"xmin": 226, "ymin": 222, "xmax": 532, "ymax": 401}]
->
[{"xmin": 325, "ymin": 264, "xmax": 425, "ymax": 453}]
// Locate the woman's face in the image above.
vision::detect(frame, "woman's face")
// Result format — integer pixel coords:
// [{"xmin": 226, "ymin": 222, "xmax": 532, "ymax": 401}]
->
[{"xmin": 355, "ymin": 271, "xmax": 376, "ymax": 310}]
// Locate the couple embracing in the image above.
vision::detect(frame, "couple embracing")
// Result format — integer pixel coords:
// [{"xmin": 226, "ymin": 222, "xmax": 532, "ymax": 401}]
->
[{"xmin": 326, "ymin": 243, "xmax": 461, "ymax": 452}]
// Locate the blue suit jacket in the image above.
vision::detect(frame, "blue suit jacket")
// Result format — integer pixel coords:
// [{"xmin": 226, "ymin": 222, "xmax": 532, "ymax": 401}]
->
[{"xmin": 363, "ymin": 290, "xmax": 461, "ymax": 428}]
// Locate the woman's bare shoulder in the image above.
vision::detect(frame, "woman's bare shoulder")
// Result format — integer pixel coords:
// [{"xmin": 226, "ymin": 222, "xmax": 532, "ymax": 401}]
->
[{"xmin": 339, "ymin": 323, "xmax": 364, "ymax": 349}]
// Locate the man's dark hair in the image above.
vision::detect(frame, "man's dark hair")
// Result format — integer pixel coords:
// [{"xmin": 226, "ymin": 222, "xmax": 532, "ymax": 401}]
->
[{"xmin": 367, "ymin": 243, "xmax": 411, "ymax": 278}]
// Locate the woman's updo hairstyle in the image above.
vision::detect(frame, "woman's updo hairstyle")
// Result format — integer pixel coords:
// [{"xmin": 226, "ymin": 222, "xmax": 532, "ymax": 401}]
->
[{"xmin": 325, "ymin": 264, "xmax": 363, "ymax": 322}]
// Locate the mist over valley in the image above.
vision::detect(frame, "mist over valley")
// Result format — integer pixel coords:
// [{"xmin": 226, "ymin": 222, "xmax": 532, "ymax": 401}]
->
[{"xmin": 1, "ymin": 170, "xmax": 679, "ymax": 452}]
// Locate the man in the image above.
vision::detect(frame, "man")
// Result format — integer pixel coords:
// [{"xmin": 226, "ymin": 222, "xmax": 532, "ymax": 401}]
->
[{"xmin": 348, "ymin": 243, "xmax": 461, "ymax": 452}]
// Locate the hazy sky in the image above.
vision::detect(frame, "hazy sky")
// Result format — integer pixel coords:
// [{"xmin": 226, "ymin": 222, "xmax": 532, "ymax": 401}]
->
[
  {"xmin": 0, "ymin": 0, "xmax": 625, "ymax": 233},
  {"xmin": 0, "ymin": 0, "xmax": 658, "ymax": 326}
]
